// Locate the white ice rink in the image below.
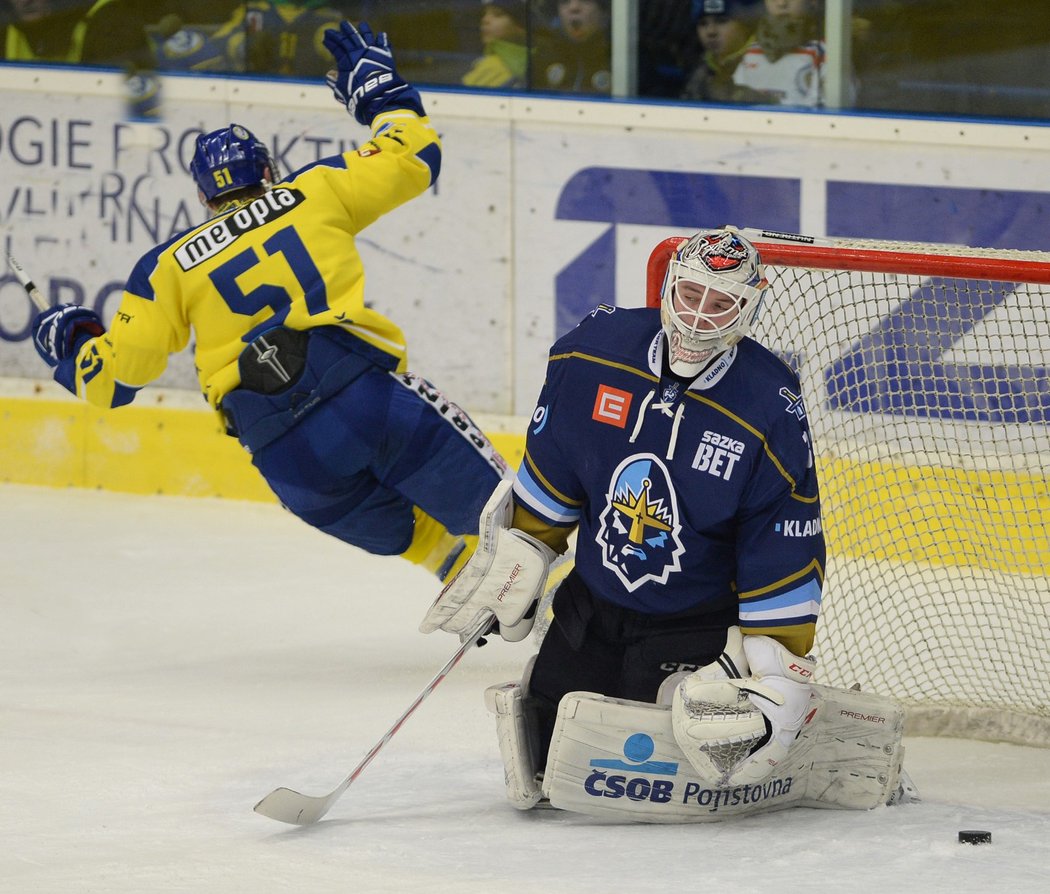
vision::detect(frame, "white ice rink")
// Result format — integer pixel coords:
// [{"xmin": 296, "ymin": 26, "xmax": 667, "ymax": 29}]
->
[{"xmin": 3, "ymin": 483, "xmax": 1049, "ymax": 893}]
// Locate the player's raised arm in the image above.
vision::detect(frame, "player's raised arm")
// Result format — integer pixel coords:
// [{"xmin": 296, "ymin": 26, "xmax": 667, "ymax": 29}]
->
[{"xmin": 314, "ymin": 20, "xmax": 441, "ymax": 233}]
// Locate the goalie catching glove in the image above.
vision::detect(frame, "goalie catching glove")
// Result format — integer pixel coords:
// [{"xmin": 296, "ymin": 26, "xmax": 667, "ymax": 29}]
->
[
  {"xmin": 419, "ymin": 480, "xmax": 554, "ymax": 643},
  {"xmin": 672, "ymin": 634, "xmax": 816, "ymax": 786}
]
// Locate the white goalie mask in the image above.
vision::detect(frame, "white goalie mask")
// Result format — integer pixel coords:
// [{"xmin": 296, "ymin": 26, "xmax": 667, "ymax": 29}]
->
[{"xmin": 660, "ymin": 228, "xmax": 768, "ymax": 377}]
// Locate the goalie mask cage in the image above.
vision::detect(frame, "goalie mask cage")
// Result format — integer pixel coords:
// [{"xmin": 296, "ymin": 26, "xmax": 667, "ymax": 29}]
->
[{"xmin": 647, "ymin": 229, "xmax": 1050, "ymax": 747}]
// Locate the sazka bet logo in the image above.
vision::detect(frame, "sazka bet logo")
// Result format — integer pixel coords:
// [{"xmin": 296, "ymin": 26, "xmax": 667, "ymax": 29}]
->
[{"xmin": 597, "ymin": 454, "xmax": 684, "ymax": 591}]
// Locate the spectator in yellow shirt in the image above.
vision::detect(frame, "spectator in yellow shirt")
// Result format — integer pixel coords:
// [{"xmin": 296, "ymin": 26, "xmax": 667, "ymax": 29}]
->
[{"xmin": 462, "ymin": 0, "xmax": 530, "ymax": 89}]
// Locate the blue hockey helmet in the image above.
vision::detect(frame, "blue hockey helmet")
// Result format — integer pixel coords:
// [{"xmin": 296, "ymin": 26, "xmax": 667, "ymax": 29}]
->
[{"xmin": 189, "ymin": 124, "xmax": 278, "ymax": 202}]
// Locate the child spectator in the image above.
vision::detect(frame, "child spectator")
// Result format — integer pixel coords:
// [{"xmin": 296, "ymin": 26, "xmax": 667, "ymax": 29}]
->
[
  {"xmin": 462, "ymin": 0, "xmax": 530, "ymax": 89},
  {"xmin": 731, "ymin": 0, "xmax": 827, "ymax": 106},
  {"xmin": 531, "ymin": 0, "xmax": 611, "ymax": 94},
  {"xmin": 680, "ymin": 0, "xmax": 763, "ymax": 102}
]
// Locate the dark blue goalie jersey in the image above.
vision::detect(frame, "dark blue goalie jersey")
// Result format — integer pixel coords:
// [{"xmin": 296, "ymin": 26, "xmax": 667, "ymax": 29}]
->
[{"xmin": 514, "ymin": 306, "xmax": 825, "ymax": 653}]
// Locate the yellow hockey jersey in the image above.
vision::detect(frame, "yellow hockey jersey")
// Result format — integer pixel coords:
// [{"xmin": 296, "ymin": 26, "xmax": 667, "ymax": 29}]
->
[{"xmin": 71, "ymin": 109, "xmax": 440, "ymax": 410}]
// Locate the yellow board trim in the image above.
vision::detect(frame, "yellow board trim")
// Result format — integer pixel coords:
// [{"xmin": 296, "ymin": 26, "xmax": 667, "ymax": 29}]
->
[
  {"xmin": 2, "ymin": 396, "xmax": 1046, "ymax": 575},
  {"xmin": 0, "ymin": 395, "xmax": 526, "ymax": 502},
  {"xmin": 1, "ymin": 396, "xmax": 271, "ymax": 499}
]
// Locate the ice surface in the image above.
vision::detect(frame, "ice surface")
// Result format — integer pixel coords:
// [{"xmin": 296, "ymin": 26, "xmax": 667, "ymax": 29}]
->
[{"xmin": 2, "ymin": 485, "xmax": 1048, "ymax": 893}]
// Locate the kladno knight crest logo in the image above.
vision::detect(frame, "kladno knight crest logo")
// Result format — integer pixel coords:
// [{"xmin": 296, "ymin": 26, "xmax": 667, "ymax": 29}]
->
[{"xmin": 597, "ymin": 454, "xmax": 685, "ymax": 591}]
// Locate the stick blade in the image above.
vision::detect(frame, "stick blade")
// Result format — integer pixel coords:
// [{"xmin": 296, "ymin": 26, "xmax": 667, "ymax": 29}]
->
[{"xmin": 253, "ymin": 787, "xmax": 337, "ymax": 825}]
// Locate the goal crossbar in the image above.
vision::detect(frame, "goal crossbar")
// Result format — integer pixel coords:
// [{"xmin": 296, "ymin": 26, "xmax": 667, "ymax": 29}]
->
[{"xmin": 645, "ymin": 231, "xmax": 1050, "ymax": 306}]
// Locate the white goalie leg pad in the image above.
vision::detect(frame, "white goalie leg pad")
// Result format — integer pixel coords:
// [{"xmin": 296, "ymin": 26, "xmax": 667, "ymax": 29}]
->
[
  {"xmin": 419, "ymin": 480, "xmax": 554, "ymax": 641},
  {"xmin": 795, "ymin": 684, "xmax": 909, "ymax": 810},
  {"xmin": 484, "ymin": 680, "xmax": 543, "ymax": 809},
  {"xmin": 541, "ymin": 686, "xmax": 910, "ymax": 822},
  {"xmin": 542, "ymin": 692, "xmax": 805, "ymax": 822}
]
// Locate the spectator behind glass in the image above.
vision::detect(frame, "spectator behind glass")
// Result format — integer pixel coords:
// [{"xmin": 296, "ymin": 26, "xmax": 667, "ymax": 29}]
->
[
  {"xmin": 2, "ymin": 0, "xmax": 154, "ymax": 67},
  {"xmin": 152, "ymin": 0, "xmax": 344, "ymax": 76},
  {"xmin": 680, "ymin": 0, "xmax": 763, "ymax": 102},
  {"xmin": 731, "ymin": 0, "xmax": 827, "ymax": 106},
  {"xmin": 462, "ymin": 0, "xmax": 529, "ymax": 89},
  {"xmin": 531, "ymin": 0, "xmax": 611, "ymax": 94}
]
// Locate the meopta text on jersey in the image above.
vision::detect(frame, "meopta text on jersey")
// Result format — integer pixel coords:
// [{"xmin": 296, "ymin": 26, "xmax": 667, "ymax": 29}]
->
[{"xmin": 513, "ymin": 306, "xmax": 824, "ymax": 652}]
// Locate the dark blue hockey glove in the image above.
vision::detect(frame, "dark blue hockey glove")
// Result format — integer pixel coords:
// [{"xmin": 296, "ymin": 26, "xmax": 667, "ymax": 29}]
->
[
  {"xmin": 323, "ymin": 20, "xmax": 425, "ymax": 126},
  {"xmin": 32, "ymin": 304, "xmax": 105, "ymax": 369}
]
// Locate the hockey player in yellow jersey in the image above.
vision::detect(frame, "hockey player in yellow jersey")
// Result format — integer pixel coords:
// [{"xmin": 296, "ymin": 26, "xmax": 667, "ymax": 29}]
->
[{"xmin": 31, "ymin": 20, "xmax": 507, "ymax": 582}]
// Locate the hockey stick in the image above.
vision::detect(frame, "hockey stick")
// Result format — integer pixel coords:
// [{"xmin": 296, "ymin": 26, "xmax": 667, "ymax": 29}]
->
[
  {"xmin": 253, "ymin": 612, "xmax": 496, "ymax": 825},
  {"xmin": 6, "ymin": 254, "xmax": 49, "ymax": 311}
]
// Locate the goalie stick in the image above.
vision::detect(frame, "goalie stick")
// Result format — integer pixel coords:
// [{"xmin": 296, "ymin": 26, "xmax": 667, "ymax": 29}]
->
[
  {"xmin": 6, "ymin": 254, "xmax": 49, "ymax": 311},
  {"xmin": 254, "ymin": 612, "xmax": 496, "ymax": 825}
]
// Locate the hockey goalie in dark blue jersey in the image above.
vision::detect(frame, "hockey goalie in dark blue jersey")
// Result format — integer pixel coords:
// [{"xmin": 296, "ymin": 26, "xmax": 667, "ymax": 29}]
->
[
  {"xmin": 517, "ymin": 290, "xmax": 823, "ymax": 647},
  {"xmin": 422, "ymin": 228, "xmax": 916, "ymax": 822}
]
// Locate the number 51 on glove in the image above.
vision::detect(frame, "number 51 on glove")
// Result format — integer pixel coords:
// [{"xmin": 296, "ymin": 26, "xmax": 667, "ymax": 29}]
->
[{"xmin": 419, "ymin": 480, "xmax": 554, "ymax": 643}]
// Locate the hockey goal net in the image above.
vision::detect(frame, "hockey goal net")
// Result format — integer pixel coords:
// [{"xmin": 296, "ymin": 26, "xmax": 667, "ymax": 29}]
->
[{"xmin": 647, "ymin": 229, "xmax": 1050, "ymax": 747}]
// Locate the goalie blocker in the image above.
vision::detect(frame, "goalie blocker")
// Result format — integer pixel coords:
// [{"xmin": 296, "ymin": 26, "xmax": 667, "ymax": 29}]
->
[{"xmin": 420, "ymin": 480, "xmax": 554, "ymax": 642}]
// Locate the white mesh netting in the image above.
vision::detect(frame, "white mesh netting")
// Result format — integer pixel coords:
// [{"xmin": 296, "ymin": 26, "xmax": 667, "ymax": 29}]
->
[{"xmin": 747, "ymin": 236, "xmax": 1050, "ymax": 746}]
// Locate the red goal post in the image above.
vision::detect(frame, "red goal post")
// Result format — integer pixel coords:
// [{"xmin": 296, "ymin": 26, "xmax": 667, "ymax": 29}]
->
[
  {"xmin": 647, "ymin": 228, "xmax": 1050, "ymax": 747},
  {"xmin": 645, "ymin": 229, "xmax": 1050, "ymax": 309}
]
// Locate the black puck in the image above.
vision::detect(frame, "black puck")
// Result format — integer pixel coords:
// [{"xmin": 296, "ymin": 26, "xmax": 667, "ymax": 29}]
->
[{"xmin": 958, "ymin": 830, "xmax": 992, "ymax": 844}]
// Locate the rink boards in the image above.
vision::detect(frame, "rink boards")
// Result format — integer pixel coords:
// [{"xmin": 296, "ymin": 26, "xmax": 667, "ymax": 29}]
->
[{"xmin": 3, "ymin": 384, "xmax": 1045, "ymax": 576}]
